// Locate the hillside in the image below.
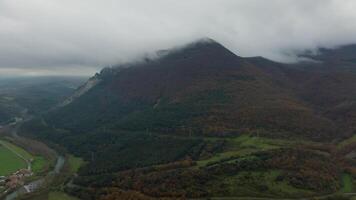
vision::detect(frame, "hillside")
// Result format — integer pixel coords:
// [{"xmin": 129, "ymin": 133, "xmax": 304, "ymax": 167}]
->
[
  {"xmin": 19, "ymin": 40, "xmax": 356, "ymax": 199},
  {"xmin": 42, "ymin": 39, "xmax": 352, "ymax": 140}
]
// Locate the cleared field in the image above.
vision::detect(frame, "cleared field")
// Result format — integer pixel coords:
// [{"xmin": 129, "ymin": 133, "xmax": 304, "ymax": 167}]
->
[
  {"xmin": 217, "ymin": 170, "xmax": 314, "ymax": 197},
  {"xmin": 338, "ymin": 135, "xmax": 356, "ymax": 148},
  {"xmin": 0, "ymin": 139, "xmax": 48, "ymax": 175},
  {"xmin": 25, "ymin": 191, "xmax": 79, "ymax": 200},
  {"xmin": 67, "ymin": 155, "xmax": 84, "ymax": 173},
  {"xmin": 197, "ymin": 135, "xmax": 292, "ymax": 167},
  {"xmin": 0, "ymin": 144, "xmax": 27, "ymax": 175},
  {"xmin": 48, "ymin": 191, "xmax": 79, "ymax": 200},
  {"xmin": 32, "ymin": 156, "xmax": 47, "ymax": 173},
  {"xmin": 0, "ymin": 140, "xmax": 33, "ymax": 160},
  {"xmin": 341, "ymin": 173, "xmax": 354, "ymax": 193}
]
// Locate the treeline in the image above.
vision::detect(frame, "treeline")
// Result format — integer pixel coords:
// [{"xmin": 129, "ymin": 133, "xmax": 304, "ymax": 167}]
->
[
  {"xmin": 20, "ymin": 118, "xmax": 205, "ymax": 174},
  {"xmin": 66, "ymin": 148, "xmax": 341, "ymax": 199}
]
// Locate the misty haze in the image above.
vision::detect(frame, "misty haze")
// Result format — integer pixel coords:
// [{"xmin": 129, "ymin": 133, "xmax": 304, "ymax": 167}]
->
[{"xmin": 0, "ymin": 1, "xmax": 355, "ymax": 200}]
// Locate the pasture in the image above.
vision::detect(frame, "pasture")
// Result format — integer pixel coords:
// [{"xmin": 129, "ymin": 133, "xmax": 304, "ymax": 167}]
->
[
  {"xmin": 0, "ymin": 139, "xmax": 48, "ymax": 175},
  {"xmin": 0, "ymin": 144, "xmax": 27, "ymax": 176}
]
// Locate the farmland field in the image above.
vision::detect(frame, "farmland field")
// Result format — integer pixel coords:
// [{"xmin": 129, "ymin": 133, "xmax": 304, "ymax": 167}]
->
[
  {"xmin": 0, "ymin": 143, "xmax": 27, "ymax": 176},
  {"xmin": 0, "ymin": 139, "xmax": 48, "ymax": 175},
  {"xmin": 48, "ymin": 192, "xmax": 79, "ymax": 200},
  {"xmin": 67, "ymin": 155, "xmax": 84, "ymax": 173}
]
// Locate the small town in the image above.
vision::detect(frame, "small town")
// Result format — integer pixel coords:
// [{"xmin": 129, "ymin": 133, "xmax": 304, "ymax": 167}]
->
[{"xmin": 0, "ymin": 168, "xmax": 33, "ymax": 193}]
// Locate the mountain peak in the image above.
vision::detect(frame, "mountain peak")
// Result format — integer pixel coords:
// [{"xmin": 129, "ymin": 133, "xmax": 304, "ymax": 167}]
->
[
  {"xmin": 155, "ymin": 38, "xmax": 240, "ymax": 63},
  {"xmin": 182, "ymin": 38, "xmax": 229, "ymax": 51},
  {"xmin": 186, "ymin": 37, "xmax": 219, "ymax": 46},
  {"xmin": 97, "ymin": 38, "xmax": 242, "ymax": 80}
]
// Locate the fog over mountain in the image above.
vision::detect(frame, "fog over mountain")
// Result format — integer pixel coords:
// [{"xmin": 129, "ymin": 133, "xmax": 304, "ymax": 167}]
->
[{"xmin": 1, "ymin": 0, "xmax": 356, "ymax": 75}]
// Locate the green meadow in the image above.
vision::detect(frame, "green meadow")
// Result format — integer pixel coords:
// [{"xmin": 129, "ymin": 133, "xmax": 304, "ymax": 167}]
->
[
  {"xmin": 0, "ymin": 144, "xmax": 27, "ymax": 176},
  {"xmin": 48, "ymin": 191, "xmax": 79, "ymax": 200},
  {"xmin": 67, "ymin": 155, "xmax": 84, "ymax": 173},
  {"xmin": 0, "ymin": 139, "xmax": 48, "ymax": 175}
]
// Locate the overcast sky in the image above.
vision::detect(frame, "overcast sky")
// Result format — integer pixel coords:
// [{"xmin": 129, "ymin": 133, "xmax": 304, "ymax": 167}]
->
[{"xmin": 1, "ymin": 0, "xmax": 356, "ymax": 76}]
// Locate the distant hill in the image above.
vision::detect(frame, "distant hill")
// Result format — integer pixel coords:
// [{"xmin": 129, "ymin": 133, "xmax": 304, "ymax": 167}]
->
[{"xmin": 0, "ymin": 76, "xmax": 86, "ymax": 125}]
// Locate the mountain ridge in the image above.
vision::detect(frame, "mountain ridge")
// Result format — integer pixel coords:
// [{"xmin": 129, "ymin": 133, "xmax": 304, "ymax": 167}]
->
[{"xmin": 40, "ymin": 38, "xmax": 356, "ymax": 140}]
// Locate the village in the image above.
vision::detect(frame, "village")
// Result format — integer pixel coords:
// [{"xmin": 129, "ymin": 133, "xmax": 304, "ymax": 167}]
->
[{"xmin": 0, "ymin": 168, "xmax": 33, "ymax": 194}]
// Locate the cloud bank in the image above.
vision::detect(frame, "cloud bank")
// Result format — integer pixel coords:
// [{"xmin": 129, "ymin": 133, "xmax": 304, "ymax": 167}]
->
[{"xmin": 1, "ymin": 0, "xmax": 356, "ymax": 75}]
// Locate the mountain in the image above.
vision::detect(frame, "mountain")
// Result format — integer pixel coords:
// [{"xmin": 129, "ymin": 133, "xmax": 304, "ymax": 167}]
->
[
  {"xmin": 19, "ymin": 40, "xmax": 356, "ymax": 199},
  {"xmin": 295, "ymin": 45, "xmax": 356, "ymax": 137},
  {"xmin": 41, "ymin": 39, "xmax": 354, "ymax": 140}
]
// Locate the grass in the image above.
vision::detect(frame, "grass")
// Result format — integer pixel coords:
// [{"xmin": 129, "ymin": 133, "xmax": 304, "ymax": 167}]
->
[
  {"xmin": 48, "ymin": 191, "xmax": 79, "ymax": 200},
  {"xmin": 215, "ymin": 170, "xmax": 314, "ymax": 198},
  {"xmin": 0, "ymin": 139, "xmax": 33, "ymax": 160},
  {"xmin": 32, "ymin": 156, "xmax": 47, "ymax": 173},
  {"xmin": 67, "ymin": 155, "xmax": 84, "ymax": 173},
  {"xmin": 194, "ymin": 134, "xmax": 331, "ymax": 198},
  {"xmin": 0, "ymin": 139, "xmax": 48, "ymax": 175},
  {"xmin": 338, "ymin": 135, "xmax": 356, "ymax": 148},
  {"xmin": 197, "ymin": 134, "xmax": 289, "ymax": 167},
  {"xmin": 228, "ymin": 135, "xmax": 281, "ymax": 149},
  {"xmin": 196, "ymin": 148, "xmax": 259, "ymax": 167},
  {"xmin": 341, "ymin": 173, "xmax": 354, "ymax": 193},
  {"xmin": 0, "ymin": 145, "xmax": 27, "ymax": 175}
]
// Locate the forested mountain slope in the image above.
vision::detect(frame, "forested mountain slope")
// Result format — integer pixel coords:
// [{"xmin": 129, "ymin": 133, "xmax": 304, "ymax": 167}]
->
[{"xmin": 42, "ymin": 39, "xmax": 356, "ymax": 140}]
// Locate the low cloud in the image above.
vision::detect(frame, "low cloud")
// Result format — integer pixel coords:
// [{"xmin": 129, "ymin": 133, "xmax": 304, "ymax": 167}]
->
[{"xmin": 1, "ymin": 0, "xmax": 356, "ymax": 75}]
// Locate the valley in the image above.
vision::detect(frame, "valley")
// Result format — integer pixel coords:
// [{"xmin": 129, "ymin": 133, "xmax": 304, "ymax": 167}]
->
[
  {"xmin": 3, "ymin": 1, "xmax": 356, "ymax": 200},
  {"xmin": 0, "ymin": 123, "xmax": 52, "ymax": 199},
  {"xmin": 0, "ymin": 117, "xmax": 84, "ymax": 200},
  {"xmin": 0, "ymin": 77, "xmax": 86, "ymax": 200}
]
